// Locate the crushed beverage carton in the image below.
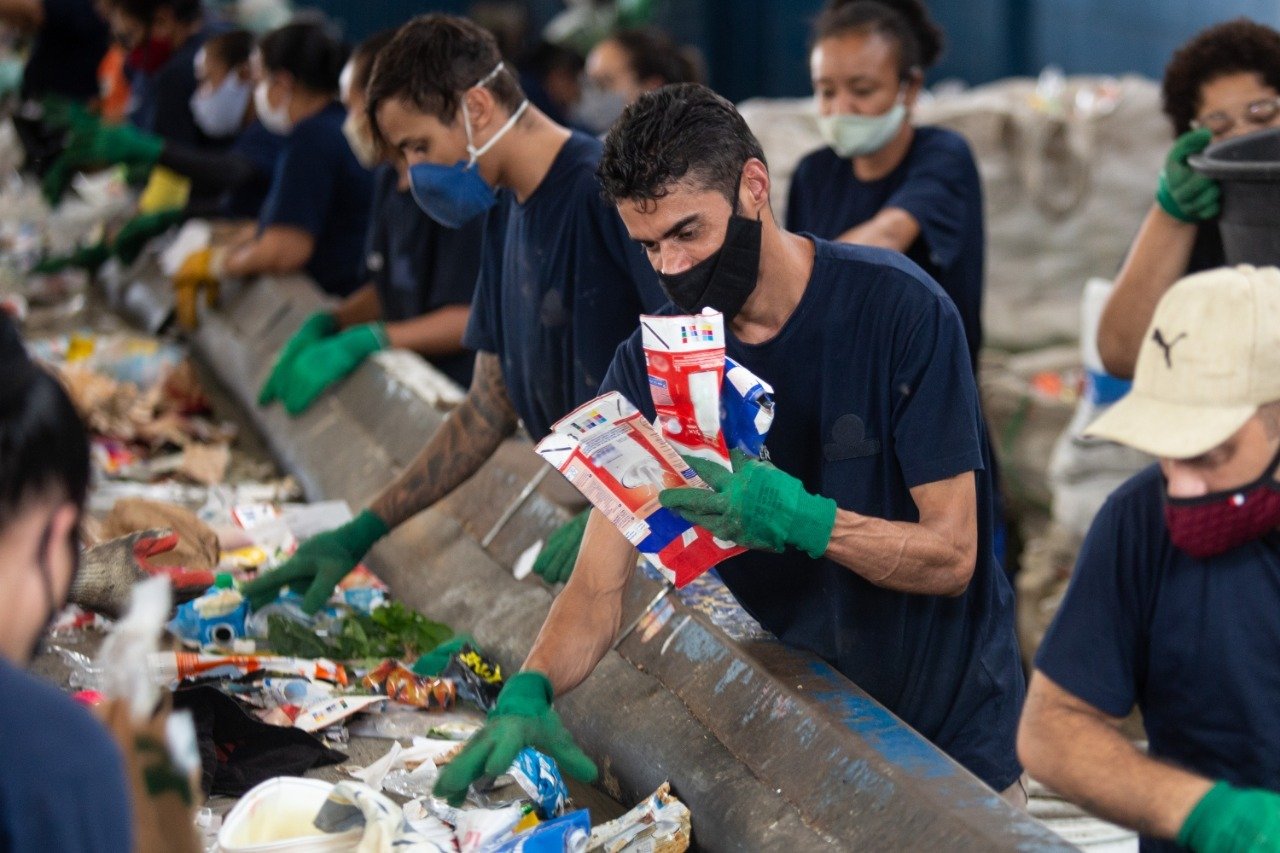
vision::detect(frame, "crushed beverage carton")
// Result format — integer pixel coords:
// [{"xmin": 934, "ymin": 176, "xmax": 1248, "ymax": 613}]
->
[{"xmin": 535, "ymin": 392, "xmax": 743, "ymax": 587}]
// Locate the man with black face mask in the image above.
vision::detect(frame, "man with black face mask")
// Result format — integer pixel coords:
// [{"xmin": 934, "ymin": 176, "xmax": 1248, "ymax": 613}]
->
[
  {"xmin": 1020, "ymin": 265, "xmax": 1280, "ymax": 853},
  {"xmin": 0, "ymin": 317, "xmax": 132, "ymax": 851},
  {"xmin": 432, "ymin": 83, "xmax": 1025, "ymax": 808}
]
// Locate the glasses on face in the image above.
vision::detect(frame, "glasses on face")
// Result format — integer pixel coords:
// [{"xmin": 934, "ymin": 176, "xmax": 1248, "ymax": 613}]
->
[{"xmin": 1192, "ymin": 96, "xmax": 1280, "ymax": 136}]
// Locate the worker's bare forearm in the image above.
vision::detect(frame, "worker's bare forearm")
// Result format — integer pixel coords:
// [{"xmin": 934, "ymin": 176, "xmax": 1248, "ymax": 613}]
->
[
  {"xmin": 385, "ymin": 305, "xmax": 470, "ymax": 357},
  {"xmin": 332, "ymin": 284, "xmax": 381, "ymax": 328},
  {"xmin": 1018, "ymin": 672, "xmax": 1211, "ymax": 840},
  {"xmin": 369, "ymin": 352, "xmax": 518, "ymax": 528},
  {"xmin": 836, "ymin": 207, "xmax": 920, "ymax": 252},
  {"xmin": 825, "ymin": 471, "xmax": 976, "ymax": 595},
  {"xmin": 524, "ymin": 511, "xmax": 635, "ymax": 696},
  {"xmin": 1098, "ymin": 205, "xmax": 1199, "ymax": 378}
]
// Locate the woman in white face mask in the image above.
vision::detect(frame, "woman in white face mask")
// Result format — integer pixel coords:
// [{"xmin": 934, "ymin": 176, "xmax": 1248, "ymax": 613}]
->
[{"xmin": 786, "ymin": 0, "xmax": 985, "ymax": 374}]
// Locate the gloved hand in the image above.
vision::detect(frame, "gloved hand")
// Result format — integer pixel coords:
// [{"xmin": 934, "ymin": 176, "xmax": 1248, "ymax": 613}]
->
[
  {"xmin": 62, "ymin": 120, "xmax": 164, "ymax": 170},
  {"xmin": 39, "ymin": 100, "xmax": 103, "ymax": 205},
  {"xmin": 433, "ymin": 671, "xmax": 597, "ymax": 806},
  {"xmin": 279, "ymin": 323, "xmax": 388, "ymax": 415},
  {"xmin": 1178, "ymin": 781, "xmax": 1280, "ymax": 852},
  {"xmin": 240, "ymin": 509, "xmax": 389, "ymax": 614},
  {"xmin": 412, "ymin": 634, "xmax": 476, "ymax": 677},
  {"xmin": 171, "ymin": 246, "xmax": 225, "ymax": 330},
  {"xmin": 659, "ymin": 449, "xmax": 837, "ymax": 558},
  {"xmin": 532, "ymin": 510, "xmax": 589, "ymax": 584},
  {"xmin": 69, "ymin": 529, "xmax": 216, "ymax": 618},
  {"xmin": 31, "ymin": 241, "xmax": 110, "ymax": 274},
  {"xmin": 110, "ymin": 207, "xmax": 185, "ymax": 264},
  {"xmin": 1157, "ymin": 128, "xmax": 1220, "ymax": 223},
  {"xmin": 258, "ymin": 311, "xmax": 339, "ymax": 406}
]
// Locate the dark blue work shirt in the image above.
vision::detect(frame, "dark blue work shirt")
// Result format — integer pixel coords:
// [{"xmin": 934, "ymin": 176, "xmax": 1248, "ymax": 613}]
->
[
  {"xmin": 258, "ymin": 101, "xmax": 373, "ymax": 297},
  {"xmin": 462, "ymin": 131, "xmax": 665, "ymax": 439},
  {"xmin": 365, "ymin": 164, "xmax": 481, "ymax": 388},
  {"xmin": 0, "ymin": 658, "xmax": 132, "ymax": 852},
  {"xmin": 1037, "ymin": 465, "xmax": 1280, "ymax": 853},
  {"xmin": 601, "ymin": 238, "xmax": 1023, "ymax": 790},
  {"xmin": 223, "ymin": 120, "xmax": 284, "ymax": 220},
  {"xmin": 786, "ymin": 127, "xmax": 985, "ymax": 371},
  {"xmin": 19, "ymin": 0, "xmax": 108, "ymax": 101}
]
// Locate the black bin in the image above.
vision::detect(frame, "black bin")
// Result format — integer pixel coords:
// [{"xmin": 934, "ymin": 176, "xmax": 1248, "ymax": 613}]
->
[{"xmin": 1190, "ymin": 127, "xmax": 1280, "ymax": 265}]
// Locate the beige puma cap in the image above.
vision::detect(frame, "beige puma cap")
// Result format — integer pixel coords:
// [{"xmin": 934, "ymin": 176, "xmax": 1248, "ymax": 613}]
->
[{"xmin": 1084, "ymin": 265, "xmax": 1280, "ymax": 459}]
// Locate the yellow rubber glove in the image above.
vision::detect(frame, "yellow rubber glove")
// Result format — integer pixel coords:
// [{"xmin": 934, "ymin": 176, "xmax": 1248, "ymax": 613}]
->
[
  {"xmin": 172, "ymin": 247, "xmax": 225, "ymax": 330},
  {"xmin": 138, "ymin": 165, "xmax": 190, "ymax": 214}
]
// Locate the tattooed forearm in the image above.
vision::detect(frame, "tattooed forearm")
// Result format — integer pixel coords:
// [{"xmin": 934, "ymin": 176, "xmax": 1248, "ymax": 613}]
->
[{"xmin": 371, "ymin": 351, "xmax": 519, "ymax": 528}]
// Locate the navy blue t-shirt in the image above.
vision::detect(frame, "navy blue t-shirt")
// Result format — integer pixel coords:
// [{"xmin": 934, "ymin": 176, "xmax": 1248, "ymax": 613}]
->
[
  {"xmin": 786, "ymin": 127, "xmax": 985, "ymax": 371},
  {"xmin": 19, "ymin": 0, "xmax": 108, "ymax": 101},
  {"xmin": 365, "ymin": 164, "xmax": 481, "ymax": 388},
  {"xmin": 601, "ymin": 238, "xmax": 1023, "ymax": 790},
  {"xmin": 223, "ymin": 120, "xmax": 284, "ymax": 220},
  {"xmin": 0, "ymin": 659, "xmax": 132, "ymax": 851},
  {"xmin": 258, "ymin": 101, "xmax": 373, "ymax": 297},
  {"xmin": 462, "ymin": 131, "xmax": 665, "ymax": 439},
  {"xmin": 1037, "ymin": 465, "xmax": 1280, "ymax": 853}
]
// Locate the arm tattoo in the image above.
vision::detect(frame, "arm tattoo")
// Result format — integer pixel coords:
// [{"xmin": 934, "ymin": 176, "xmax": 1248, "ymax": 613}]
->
[{"xmin": 371, "ymin": 351, "xmax": 519, "ymax": 528}]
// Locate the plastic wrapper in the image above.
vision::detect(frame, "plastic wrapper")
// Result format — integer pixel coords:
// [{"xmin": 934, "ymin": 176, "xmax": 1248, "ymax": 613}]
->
[
  {"xmin": 493, "ymin": 810, "xmax": 591, "ymax": 853},
  {"xmin": 148, "ymin": 651, "xmax": 348, "ymax": 686},
  {"xmin": 455, "ymin": 804, "xmax": 524, "ymax": 853},
  {"xmin": 641, "ymin": 310, "xmax": 731, "ymax": 466},
  {"xmin": 363, "ymin": 660, "xmax": 457, "ymax": 709},
  {"xmin": 535, "ymin": 392, "xmax": 741, "ymax": 588},
  {"xmin": 720, "ymin": 356, "xmax": 774, "ymax": 458},
  {"xmin": 442, "ymin": 644, "xmax": 504, "ymax": 712},
  {"xmin": 587, "ymin": 783, "xmax": 690, "ymax": 853},
  {"xmin": 509, "ymin": 748, "xmax": 570, "ymax": 819}
]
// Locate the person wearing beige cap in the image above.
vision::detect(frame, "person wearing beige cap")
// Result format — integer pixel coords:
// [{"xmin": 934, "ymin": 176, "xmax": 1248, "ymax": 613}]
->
[{"xmin": 1018, "ymin": 264, "xmax": 1280, "ymax": 853}]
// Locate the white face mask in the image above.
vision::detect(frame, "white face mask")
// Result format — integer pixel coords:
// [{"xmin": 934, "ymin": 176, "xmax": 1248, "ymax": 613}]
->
[
  {"xmin": 343, "ymin": 111, "xmax": 379, "ymax": 168},
  {"xmin": 254, "ymin": 79, "xmax": 292, "ymax": 135},
  {"xmin": 817, "ymin": 90, "xmax": 908, "ymax": 159},
  {"xmin": 191, "ymin": 73, "xmax": 252, "ymax": 138}
]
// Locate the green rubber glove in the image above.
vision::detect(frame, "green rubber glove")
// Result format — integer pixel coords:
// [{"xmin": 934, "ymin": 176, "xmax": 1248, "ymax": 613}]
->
[
  {"xmin": 280, "ymin": 323, "xmax": 388, "ymax": 415},
  {"xmin": 68, "ymin": 120, "xmax": 164, "ymax": 169},
  {"xmin": 240, "ymin": 509, "xmax": 389, "ymax": 614},
  {"xmin": 659, "ymin": 449, "xmax": 837, "ymax": 559},
  {"xmin": 532, "ymin": 509, "xmax": 589, "ymax": 584},
  {"xmin": 258, "ymin": 312, "xmax": 338, "ymax": 406},
  {"xmin": 411, "ymin": 634, "xmax": 474, "ymax": 677},
  {"xmin": 1157, "ymin": 128, "xmax": 1220, "ymax": 223},
  {"xmin": 31, "ymin": 241, "xmax": 110, "ymax": 274},
  {"xmin": 110, "ymin": 207, "xmax": 185, "ymax": 264},
  {"xmin": 433, "ymin": 671, "xmax": 597, "ymax": 806},
  {"xmin": 1178, "ymin": 782, "xmax": 1280, "ymax": 852}
]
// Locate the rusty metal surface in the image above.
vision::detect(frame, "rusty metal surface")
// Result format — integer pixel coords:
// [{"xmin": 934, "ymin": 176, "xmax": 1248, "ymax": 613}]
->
[{"xmin": 152, "ymin": 271, "xmax": 1076, "ymax": 851}]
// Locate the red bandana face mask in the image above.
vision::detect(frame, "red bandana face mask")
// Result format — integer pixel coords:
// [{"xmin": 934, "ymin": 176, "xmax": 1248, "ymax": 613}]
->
[{"xmin": 1164, "ymin": 447, "xmax": 1280, "ymax": 559}]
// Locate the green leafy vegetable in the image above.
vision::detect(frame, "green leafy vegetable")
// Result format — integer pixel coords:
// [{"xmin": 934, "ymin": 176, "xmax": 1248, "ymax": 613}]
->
[{"xmin": 267, "ymin": 602, "xmax": 453, "ymax": 662}]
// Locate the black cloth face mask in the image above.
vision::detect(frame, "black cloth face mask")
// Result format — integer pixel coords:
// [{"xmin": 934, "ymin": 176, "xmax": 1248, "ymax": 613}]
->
[{"xmin": 657, "ymin": 187, "xmax": 763, "ymax": 319}]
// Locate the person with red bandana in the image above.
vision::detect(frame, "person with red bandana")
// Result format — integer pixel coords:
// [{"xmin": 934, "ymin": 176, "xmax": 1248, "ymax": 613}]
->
[{"xmin": 1018, "ymin": 265, "xmax": 1280, "ymax": 853}]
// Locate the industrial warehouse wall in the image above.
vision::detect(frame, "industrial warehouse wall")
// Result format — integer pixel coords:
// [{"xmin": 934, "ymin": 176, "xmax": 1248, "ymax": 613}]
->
[{"xmin": 305, "ymin": 0, "xmax": 1280, "ymax": 100}]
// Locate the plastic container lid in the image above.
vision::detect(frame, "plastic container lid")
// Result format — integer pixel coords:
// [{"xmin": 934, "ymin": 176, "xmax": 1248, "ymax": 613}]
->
[
  {"xmin": 216, "ymin": 777, "xmax": 363, "ymax": 852},
  {"xmin": 1189, "ymin": 126, "xmax": 1280, "ymax": 180}
]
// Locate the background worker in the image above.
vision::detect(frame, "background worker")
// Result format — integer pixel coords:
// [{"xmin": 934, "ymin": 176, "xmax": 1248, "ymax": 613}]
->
[
  {"xmin": 578, "ymin": 26, "xmax": 701, "ymax": 133},
  {"xmin": 258, "ymin": 27, "xmax": 481, "ymax": 414},
  {"xmin": 433, "ymin": 84, "xmax": 1024, "ymax": 806},
  {"xmin": 244, "ymin": 14, "xmax": 664, "ymax": 610},
  {"xmin": 1020, "ymin": 265, "xmax": 1280, "ymax": 852},
  {"xmin": 787, "ymin": 0, "xmax": 985, "ymax": 372},
  {"xmin": 1097, "ymin": 19, "xmax": 1280, "ymax": 379},
  {"xmin": 0, "ymin": 317, "xmax": 132, "ymax": 852}
]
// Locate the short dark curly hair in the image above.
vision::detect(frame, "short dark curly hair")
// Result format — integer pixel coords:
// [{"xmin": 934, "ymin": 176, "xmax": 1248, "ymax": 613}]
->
[
  {"xmin": 365, "ymin": 14, "xmax": 524, "ymax": 143},
  {"xmin": 598, "ymin": 83, "xmax": 765, "ymax": 207},
  {"xmin": 1162, "ymin": 18, "xmax": 1280, "ymax": 135}
]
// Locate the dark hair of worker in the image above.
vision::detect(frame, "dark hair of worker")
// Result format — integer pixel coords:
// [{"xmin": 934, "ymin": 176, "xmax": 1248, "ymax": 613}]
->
[
  {"xmin": 597, "ymin": 82, "xmax": 767, "ymax": 206},
  {"xmin": 815, "ymin": 0, "xmax": 945, "ymax": 77},
  {"xmin": 258, "ymin": 21, "xmax": 349, "ymax": 94},
  {"xmin": 610, "ymin": 27, "xmax": 702, "ymax": 87},
  {"xmin": 205, "ymin": 29, "xmax": 255, "ymax": 71},
  {"xmin": 1161, "ymin": 18, "xmax": 1280, "ymax": 134},
  {"xmin": 107, "ymin": 0, "xmax": 201, "ymax": 26},
  {"xmin": 0, "ymin": 327, "xmax": 90, "ymax": 527},
  {"xmin": 364, "ymin": 13, "xmax": 525, "ymax": 136}
]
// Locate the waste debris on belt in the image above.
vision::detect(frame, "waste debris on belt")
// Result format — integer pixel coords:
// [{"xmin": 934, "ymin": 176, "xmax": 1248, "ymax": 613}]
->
[{"xmin": 5, "ymin": 159, "xmax": 694, "ymax": 852}]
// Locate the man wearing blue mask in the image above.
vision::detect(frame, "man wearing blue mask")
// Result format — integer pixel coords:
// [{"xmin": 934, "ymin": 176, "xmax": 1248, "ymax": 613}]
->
[
  {"xmin": 1019, "ymin": 265, "xmax": 1280, "ymax": 853},
  {"xmin": 431, "ymin": 83, "xmax": 1025, "ymax": 809},
  {"xmin": 241, "ymin": 14, "xmax": 665, "ymax": 609},
  {"xmin": 786, "ymin": 0, "xmax": 984, "ymax": 373}
]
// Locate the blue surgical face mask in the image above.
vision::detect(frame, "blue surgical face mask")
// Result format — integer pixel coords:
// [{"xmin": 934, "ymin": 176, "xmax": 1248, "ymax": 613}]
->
[
  {"xmin": 408, "ymin": 62, "xmax": 529, "ymax": 228},
  {"xmin": 816, "ymin": 87, "xmax": 907, "ymax": 159},
  {"xmin": 191, "ymin": 71, "xmax": 252, "ymax": 139}
]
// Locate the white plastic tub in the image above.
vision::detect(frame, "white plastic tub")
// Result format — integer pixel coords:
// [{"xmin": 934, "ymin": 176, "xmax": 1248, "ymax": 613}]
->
[{"xmin": 217, "ymin": 777, "xmax": 362, "ymax": 852}]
